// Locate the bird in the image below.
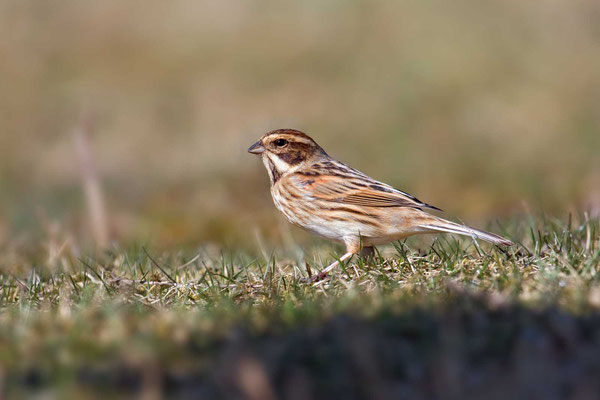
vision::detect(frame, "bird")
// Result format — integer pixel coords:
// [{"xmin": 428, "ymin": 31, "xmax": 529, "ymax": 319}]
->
[{"xmin": 248, "ymin": 129, "xmax": 513, "ymax": 281}]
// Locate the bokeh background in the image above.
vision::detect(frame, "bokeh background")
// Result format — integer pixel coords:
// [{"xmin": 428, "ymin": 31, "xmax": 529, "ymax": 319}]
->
[{"xmin": 1, "ymin": 0, "xmax": 599, "ymax": 251}]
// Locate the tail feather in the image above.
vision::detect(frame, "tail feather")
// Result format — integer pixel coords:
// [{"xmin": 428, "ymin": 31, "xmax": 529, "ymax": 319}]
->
[{"xmin": 421, "ymin": 219, "xmax": 513, "ymax": 247}]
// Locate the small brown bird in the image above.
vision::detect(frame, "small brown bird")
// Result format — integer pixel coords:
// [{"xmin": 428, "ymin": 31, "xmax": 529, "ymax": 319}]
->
[{"xmin": 249, "ymin": 129, "xmax": 512, "ymax": 280}]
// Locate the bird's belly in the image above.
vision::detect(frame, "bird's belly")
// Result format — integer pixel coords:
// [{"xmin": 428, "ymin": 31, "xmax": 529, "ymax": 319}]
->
[
  {"xmin": 300, "ymin": 219, "xmax": 357, "ymax": 242},
  {"xmin": 274, "ymin": 203, "xmax": 348, "ymax": 242},
  {"xmin": 270, "ymin": 186, "xmax": 432, "ymax": 245},
  {"xmin": 270, "ymin": 191, "xmax": 383, "ymax": 242},
  {"xmin": 270, "ymin": 190, "xmax": 352, "ymax": 242}
]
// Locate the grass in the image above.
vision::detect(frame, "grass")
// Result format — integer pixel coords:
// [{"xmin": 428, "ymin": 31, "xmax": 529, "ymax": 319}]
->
[{"xmin": 1, "ymin": 214, "xmax": 600, "ymax": 398}]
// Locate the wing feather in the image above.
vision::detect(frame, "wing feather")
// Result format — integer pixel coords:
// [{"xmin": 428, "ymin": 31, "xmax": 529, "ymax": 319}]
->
[{"xmin": 290, "ymin": 163, "xmax": 442, "ymax": 211}]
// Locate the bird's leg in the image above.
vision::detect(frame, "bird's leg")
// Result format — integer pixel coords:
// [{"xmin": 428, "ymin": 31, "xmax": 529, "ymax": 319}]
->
[
  {"xmin": 316, "ymin": 252, "xmax": 354, "ymax": 278},
  {"xmin": 302, "ymin": 252, "xmax": 354, "ymax": 283},
  {"xmin": 303, "ymin": 241, "xmax": 359, "ymax": 283}
]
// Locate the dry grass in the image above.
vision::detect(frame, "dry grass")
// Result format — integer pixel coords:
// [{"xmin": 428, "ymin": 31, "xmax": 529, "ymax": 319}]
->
[{"xmin": 1, "ymin": 214, "xmax": 599, "ymax": 398}]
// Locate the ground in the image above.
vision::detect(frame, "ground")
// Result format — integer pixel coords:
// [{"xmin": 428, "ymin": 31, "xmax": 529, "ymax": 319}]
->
[{"xmin": 1, "ymin": 215, "xmax": 599, "ymax": 398}]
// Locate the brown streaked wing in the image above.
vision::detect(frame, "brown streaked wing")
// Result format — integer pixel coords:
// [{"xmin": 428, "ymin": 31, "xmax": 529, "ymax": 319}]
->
[
  {"xmin": 289, "ymin": 168, "xmax": 442, "ymax": 211},
  {"xmin": 339, "ymin": 192, "xmax": 420, "ymax": 208}
]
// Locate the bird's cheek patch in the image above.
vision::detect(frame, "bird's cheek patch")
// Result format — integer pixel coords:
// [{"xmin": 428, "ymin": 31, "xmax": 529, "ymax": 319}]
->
[
  {"xmin": 279, "ymin": 151, "xmax": 305, "ymax": 165},
  {"xmin": 269, "ymin": 153, "xmax": 292, "ymax": 173}
]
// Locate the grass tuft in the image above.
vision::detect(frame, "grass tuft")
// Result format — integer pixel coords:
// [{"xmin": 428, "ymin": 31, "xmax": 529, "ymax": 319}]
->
[{"xmin": 0, "ymin": 215, "xmax": 599, "ymax": 397}]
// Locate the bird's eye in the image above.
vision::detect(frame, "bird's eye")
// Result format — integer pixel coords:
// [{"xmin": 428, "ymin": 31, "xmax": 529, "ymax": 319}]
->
[{"xmin": 274, "ymin": 139, "xmax": 288, "ymax": 147}]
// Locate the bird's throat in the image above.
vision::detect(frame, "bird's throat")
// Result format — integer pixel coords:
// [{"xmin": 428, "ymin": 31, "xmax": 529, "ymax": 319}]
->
[{"xmin": 263, "ymin": 154, "xmax": 283, "ymax": 184}]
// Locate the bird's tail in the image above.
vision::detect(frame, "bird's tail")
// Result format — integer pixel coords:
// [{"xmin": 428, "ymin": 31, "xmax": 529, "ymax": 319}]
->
[{"xmin": 420, "ymin": 218, "xmax": 513, "ymax": 247}]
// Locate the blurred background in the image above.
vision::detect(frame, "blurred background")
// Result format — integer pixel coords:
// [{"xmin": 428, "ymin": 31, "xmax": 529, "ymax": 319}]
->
[{"xmin": 1, "ymin": 0, "xmax": 599, "ymax": 252}]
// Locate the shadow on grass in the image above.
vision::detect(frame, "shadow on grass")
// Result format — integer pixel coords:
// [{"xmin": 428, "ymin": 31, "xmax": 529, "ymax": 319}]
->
[{"xmin": 7, "ymin": 294, "xmax": 600, "ymax": 400}]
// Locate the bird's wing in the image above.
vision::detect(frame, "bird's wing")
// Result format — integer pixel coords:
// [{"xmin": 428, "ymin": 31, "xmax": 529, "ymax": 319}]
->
[{"xmin": 290, "ymin": 161, "xmax": 442, "ymax": 211}]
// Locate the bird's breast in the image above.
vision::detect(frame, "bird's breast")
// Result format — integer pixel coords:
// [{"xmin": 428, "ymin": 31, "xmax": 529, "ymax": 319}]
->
[{"xmin": 269, "ymin": 179, "xmax": 388, "ymax": 242}]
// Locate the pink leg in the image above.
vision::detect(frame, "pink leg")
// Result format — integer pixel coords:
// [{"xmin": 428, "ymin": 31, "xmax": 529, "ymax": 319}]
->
[
  {"xmin": 303, "ymin": 252, "xmax": 355, "ymax": 283},
  {"xmin": 319, "ymin": 252, "xmax": 354, "ymax": 275}
]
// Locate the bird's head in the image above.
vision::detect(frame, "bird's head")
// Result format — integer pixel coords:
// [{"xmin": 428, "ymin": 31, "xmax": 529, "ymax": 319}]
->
[{"xmin": 248, "ymin": 129, "xmax": 327, "ymax": 183}]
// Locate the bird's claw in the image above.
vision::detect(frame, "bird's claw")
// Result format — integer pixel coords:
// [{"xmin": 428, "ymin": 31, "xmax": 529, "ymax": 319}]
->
[{"xmin": 300, "ymin": 272, "xmax": 329, "ymax": 284}]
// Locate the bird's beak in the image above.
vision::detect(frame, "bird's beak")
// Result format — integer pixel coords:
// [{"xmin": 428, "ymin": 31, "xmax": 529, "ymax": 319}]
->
[{"xmin": 248, "ymin": 141, "xmax": 265, "ymax": 154}]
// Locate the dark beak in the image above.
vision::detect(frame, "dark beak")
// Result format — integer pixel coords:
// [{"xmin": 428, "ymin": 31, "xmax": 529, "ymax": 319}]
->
[{"xmin": 248, "ymin": 141, "xmax": 265, "ymax": 154}]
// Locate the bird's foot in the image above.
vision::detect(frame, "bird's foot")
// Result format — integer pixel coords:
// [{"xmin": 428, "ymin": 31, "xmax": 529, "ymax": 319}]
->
[{"xmin": 300, "ymin": 272, "xmax": 329, "ymax": 284}]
